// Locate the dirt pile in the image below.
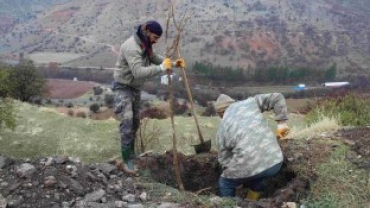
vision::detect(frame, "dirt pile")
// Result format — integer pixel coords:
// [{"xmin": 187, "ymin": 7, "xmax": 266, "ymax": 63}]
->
[{"xmin": 0, "ymin": 155, "xmax": 181, "ymax": 208}]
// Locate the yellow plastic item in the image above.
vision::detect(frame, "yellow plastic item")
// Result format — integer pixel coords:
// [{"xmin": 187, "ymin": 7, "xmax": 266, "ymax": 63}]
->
[{"xmin": 246, "ymin": 189, "xmax": 261, "ymax": 201}]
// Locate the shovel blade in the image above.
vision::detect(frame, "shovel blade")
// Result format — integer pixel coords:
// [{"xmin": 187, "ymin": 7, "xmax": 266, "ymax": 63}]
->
[{"xmin": 193, "ymin": 139, "xmax": 212, "ymax": 154}]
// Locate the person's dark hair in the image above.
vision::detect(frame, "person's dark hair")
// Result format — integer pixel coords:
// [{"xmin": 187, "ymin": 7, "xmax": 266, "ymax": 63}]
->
[{"xmin": 145, "ymin": 20, "xmax": 163, "ymax": 36}]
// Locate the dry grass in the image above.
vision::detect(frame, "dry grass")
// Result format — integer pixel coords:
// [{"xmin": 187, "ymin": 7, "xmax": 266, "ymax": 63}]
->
[{"xmin": 289, "ymin": 116, "xmax": 340, "ymax": 140}]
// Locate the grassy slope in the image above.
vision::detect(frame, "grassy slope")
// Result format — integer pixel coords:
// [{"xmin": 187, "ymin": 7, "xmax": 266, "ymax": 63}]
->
[
  {"xmin": 305, "ymin": 143, "xmax": 370, "ymax": 208},
  {"xmin": 0, "ymin": 101, "xmax": 222, "ymax": 163}
]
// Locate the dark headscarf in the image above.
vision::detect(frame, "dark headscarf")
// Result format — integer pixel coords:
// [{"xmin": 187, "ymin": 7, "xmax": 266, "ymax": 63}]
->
[
  {"xmin": 145, "ymin": 20, "xmax": 163, "ymax": 36},
  {"xmin": 136, "ymin": 20, "xmax": 162, "ymax": 58}
]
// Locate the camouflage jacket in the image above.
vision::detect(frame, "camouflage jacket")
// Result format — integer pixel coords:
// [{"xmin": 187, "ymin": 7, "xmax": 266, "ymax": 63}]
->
[
  {"xmin": 216, "ymin": 93, "xmax": 288, "ymax": 179},
  {"xmin": 113, "ymin": 32, "xmax": 164, "ymax": 89}
]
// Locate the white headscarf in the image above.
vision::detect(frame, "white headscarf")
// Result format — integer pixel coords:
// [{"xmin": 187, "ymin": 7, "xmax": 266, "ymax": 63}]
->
[{"xmin": 214, "ymin": 94, "xmax": 235, "ymax": 113}]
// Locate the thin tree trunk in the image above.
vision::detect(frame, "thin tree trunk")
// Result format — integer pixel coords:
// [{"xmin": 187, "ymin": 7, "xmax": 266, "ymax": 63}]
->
[{"xmin": 166, "ymin": 70, "xmax": 184, "ymax": 191}]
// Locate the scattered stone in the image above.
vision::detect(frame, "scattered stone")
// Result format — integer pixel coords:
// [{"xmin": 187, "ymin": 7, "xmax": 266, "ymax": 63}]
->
[
  {"xmin": 16, "ymin": 163, "xmax": 36, "ymax": 178},
  {"xmin": 44, "ymin": 176, "xmax": 57, "ymax": 188},
  {"xmin": 84, "ymin": 189, "xmax": 106, "ymax": 203},
  {"xmin": 127, "ymin": 204, "xmax": 144, "ymax": 208},
  {"xmin": 139, "ymin": 192, "xmax": 147, "ymax": 202},
  {"xmin": 114, "ymin": 201, "xmax": 128, "ymax": 208},
  {"xmin": 0, "ymin": 194, "xmax": 7, "ymax": 208},
  {"xmin": 97, "ymin": 163, "xmax": 117, "ymax": 175},
  {"xmin": 6, "ymin": 195, "xmax": 24, "ymax": 208},
  {"xmin": 0, "ymin": 156, "xmax": 12, "ymax": 169},
  {"xmin": 282, "ymin": 202, "xmax": 297, "ymax": 208},
  {"xmin": 60, "ymin": 176, "xmax": 85, "ymax": 196},
  {"xmin": 54, "ymin": 156, "xmax": 68, "ymax": 164},
  {"xmin": 156, "ymin": 202, "xmax": 181, "ymax": 208},
  {"xmin": 122, "ymin": 194, "xmax": 135, "ymax": 203}
]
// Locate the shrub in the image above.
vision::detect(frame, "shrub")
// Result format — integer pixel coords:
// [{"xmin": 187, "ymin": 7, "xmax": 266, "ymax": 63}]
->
[
  {"xmin": 173, "ymin": 99, "xmax": 188, "ymax": 115},
  {"xmin": 67, "ymin": 109, "xmax": 74, "ymax": 116},
  {"xmin": 140, "ymin": 107, "xmax": 167, "ymax": 119},
  {"xmin": 89, "ymin": 103, "xmax": 100, "ymax": 113},
  {"xmin": 104, "ymin": 94, "xmax": 114, "ymax": 108},
  {"xmin": 305, "ymin": 93, "xmax": 370, "ymax": 127},
  {"xmin": 76, "ymin": 111, "xmax": 87, "ymax": 118},
  {"xmin": 66, "ymin": 102, "xmax": 74, "ymax": 108},
  {"xmin": 202, "ymin": 102, "xmax": 216, "ymax": 116}
]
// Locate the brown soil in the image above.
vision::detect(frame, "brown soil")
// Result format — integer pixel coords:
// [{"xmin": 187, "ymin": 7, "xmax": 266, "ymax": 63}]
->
[
  {"xmin": 46, "ymin": 79, "xmax": 96, "ymax": 99},
  {"xmin": 136, "ymin": 138, "xmax": 335, "ymax": 208}
]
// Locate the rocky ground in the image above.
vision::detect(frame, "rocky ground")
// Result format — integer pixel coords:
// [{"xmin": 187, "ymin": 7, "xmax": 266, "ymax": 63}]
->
[{"xmin": 0, "ymin": 127, "xmax": 369, "ymax": 208}]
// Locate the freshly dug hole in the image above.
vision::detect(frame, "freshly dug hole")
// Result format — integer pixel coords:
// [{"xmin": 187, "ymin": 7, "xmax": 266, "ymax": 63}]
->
[{"xmin": 136, "ymin": 142, "xmax": 312, "ymax": 206}]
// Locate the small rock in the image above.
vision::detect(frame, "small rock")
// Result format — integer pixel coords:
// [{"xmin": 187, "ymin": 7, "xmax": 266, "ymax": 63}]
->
[
  {"xmin": 156, "ymin": 203, "xmax": 181, "ymax": 208},
  {"xmin": 114, "ymin": 201, "xmax": 128, "ymax": 208},
  {"xmin": 210, "ymin": 196, "xmax": 222, "ymax": 205},
  {"xmin": 122, "ymin": 194, "xmax": 135, "ymax": 203},
  {"xmin": 0, "ymin": 182, "xmax": 8, "ymax": 187},
  {"xmin": 54, "ymin": 156, "xmax": 68, "ymax": 164},
  {"xmin": 68, "ymin": 157, "xmax": 81, "ymax": 164},
  {"xmin": 139, "ymin": 192, "xmax": 147, "ymax": 202},
  {"xmin": 127, "ymin": 204, "xmax": 144, "ymax": 208},
  {"xmin": 97, "ymin": 163, "xmax": 117, "ymax": 175},
  {"xmin": 0, "ymin": 194, "xmax": 7, "ymax": 208},
  {"xmin": 84, "ymin": 189, "xmax": 106, "ymax": 202},
  {"xmin": 44, "ymin": 176, "xmax": 57, "ymax": 188},
  {"xmin": 16, "ymin": 163, "xmax": 36, "ymax": 178},
  {"xmin": 62, "ymin": 201, "xmax": 71, "ymax": 208},
  {"xmin": 0, "ymin": 156, "xmax": 12, "ymax": 169},
  {"xmin": 282, "ymin": 202, "xmax": 297, "ymax": 208},
  {"xmin": 7, "ymin": 196, "xmax": 24, "ymax": 208}
]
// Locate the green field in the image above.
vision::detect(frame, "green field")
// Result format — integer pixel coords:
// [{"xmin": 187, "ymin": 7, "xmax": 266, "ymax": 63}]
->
[{"xmin": 0, "ymin": 101, "xmax": 305, "ymax": 163}]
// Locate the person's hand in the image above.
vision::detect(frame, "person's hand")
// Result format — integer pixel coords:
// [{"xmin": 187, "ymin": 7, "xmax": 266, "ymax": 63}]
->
[
  {"xmin": 160, "ymin": 58, "xmax": 172, "ymax": 71},
  {"xmin": 175, "ymin": 58, "xmax": 186, "ymax": 68},
  {"xmin": 276, "ymin": 123, "xmax": 290, "ymax": 139}
]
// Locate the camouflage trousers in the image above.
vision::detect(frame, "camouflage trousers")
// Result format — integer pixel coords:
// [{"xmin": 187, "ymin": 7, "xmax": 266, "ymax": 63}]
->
[{"xmin": 113, "ymin": 86, "xmax": 141, "ymax": 147}]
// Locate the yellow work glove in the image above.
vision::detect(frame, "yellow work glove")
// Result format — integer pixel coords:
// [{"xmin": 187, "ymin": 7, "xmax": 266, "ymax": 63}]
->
[
  {"xmin": 276, "ymin": 123, "xmax": 290, "ymax": 139},
  {"xmin": 159, "ymin": 58, "xmax": 172, "ymax": 71},
  {"xmin": 175, "ymin": 58, "xmax": 186, "ymax": 68}
]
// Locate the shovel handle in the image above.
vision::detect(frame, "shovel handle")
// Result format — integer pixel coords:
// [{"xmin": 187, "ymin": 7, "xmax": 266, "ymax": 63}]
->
[{"xmin": 180, "ymin": 67, "xmax": 205, "ymax": 144}]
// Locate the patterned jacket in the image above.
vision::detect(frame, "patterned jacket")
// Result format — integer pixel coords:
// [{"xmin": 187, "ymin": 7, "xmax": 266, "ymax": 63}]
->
[
  {"xmin": 216, "ymin": 93, "xmax": 288, "ymax": 179},
  {"xmin": 114, "ymin": 32, "xmax": 164, "ymax": 89}
]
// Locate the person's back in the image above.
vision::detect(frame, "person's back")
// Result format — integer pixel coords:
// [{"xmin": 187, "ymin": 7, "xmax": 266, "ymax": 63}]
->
[
  {"xmin": 217, "ymin": 97, "xmax": 283, "ymax": 179},
  {"xmin": 215, "ymin": 93, "xmax": 290, "ymax": 198}
]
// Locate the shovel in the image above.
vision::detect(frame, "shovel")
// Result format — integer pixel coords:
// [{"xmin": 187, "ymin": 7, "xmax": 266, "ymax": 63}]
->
[{"xmin": 179, "ymin": 64, "xmax": 212, "ymax": 154}]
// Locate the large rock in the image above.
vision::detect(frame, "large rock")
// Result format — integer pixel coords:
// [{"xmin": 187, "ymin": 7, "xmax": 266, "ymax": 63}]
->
[
  {"xmin": 60, "ymin": 176, "xmax": 85, "ymax": 196},
  {"xmin": 16, "ymin": 163, "xmax": 36, "ymax": 178},
  {"xmin": 97, "ymin": 163, "xmax": 117, "ymax": 175}
]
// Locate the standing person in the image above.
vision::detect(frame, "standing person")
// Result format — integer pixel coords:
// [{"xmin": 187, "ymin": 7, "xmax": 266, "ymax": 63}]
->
[
  {"xmin": 214, "ymin": 93, "xmax": 290, "ymax": 200},
  {"xmin": 112, "ymin": 20, "xmax": 186, "ymax": 173}
]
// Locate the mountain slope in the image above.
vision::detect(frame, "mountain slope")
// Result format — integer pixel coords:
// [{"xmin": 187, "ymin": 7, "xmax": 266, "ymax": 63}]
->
[{"xmin": 1, "ymin": 0, "xmax": 370, "ymax": 75}]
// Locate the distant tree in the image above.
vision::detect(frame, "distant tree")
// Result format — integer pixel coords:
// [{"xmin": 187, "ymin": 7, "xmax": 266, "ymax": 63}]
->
[
  {"xmin": 4, "ymin": 60, "xmax": 47, "ymax": 102},
  {"xmin": 104, "ymin": 94, "xmax": 114, "ymax": 108},
  {"xmin": 325, "ymin": 63, "xmax": 337, "ymax": 81}
]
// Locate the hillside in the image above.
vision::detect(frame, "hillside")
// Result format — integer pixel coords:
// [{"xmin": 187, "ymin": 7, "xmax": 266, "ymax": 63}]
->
[
  {"xmin": 0, "ymin": 0, "xmax": 70, "ymax": 36},
  {"xmin": 1, "ymin": 0, "xmax": 370, "ymax": 74}
]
